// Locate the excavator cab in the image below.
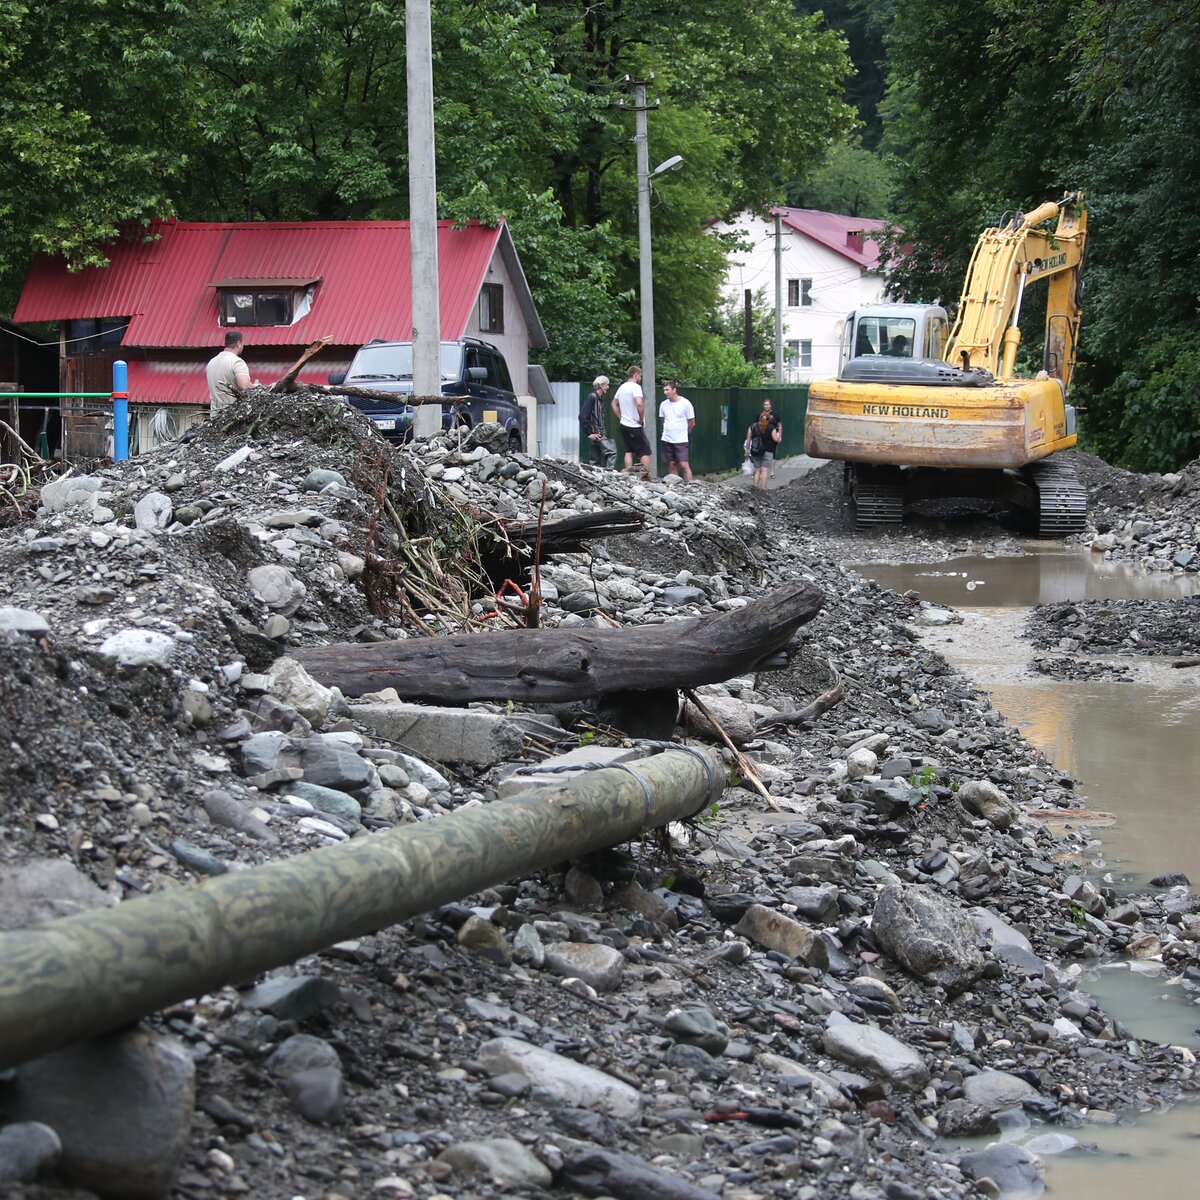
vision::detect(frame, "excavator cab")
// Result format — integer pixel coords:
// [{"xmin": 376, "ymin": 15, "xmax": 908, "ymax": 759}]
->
[{"xmin": 838, "ymin": 304, "xmax": 950, "ymax": 373}]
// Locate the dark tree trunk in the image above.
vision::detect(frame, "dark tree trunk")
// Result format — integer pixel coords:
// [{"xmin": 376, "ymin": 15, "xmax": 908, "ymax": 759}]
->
[{"xmin": 296, "ymin": 582, "xmax": 823, "ymax": 702}]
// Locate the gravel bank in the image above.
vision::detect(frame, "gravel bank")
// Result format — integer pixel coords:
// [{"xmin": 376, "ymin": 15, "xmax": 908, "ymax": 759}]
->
[{"xmin": 1, "ymin": 397, "xmax": 1197, "ymax": 1200}]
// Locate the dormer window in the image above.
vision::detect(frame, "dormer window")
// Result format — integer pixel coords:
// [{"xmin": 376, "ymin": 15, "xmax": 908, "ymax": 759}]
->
[
  {"xmin": 212, "ymin": 277, "xmax": 319, "ymax": 327},
  {"xmin": 223, "ymin": 289, "xmax": 289, "ymax": 326}
]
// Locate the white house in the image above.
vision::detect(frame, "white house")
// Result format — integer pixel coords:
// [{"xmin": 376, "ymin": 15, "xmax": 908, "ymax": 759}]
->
[{"xmin": 714, "ymin": 206, "xmax": 889, "ymax": 383}]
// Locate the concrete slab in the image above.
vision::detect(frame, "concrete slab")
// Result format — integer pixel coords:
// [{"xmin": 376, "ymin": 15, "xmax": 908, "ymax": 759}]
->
[{"xmin": 351, "ymin": 702, "xmax": 525, "ymax": 767}]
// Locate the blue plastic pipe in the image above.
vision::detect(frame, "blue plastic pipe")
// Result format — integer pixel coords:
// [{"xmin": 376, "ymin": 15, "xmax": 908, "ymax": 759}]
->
[{"xmin": 112, "ymin": 360, "xmax": 129, "ymax": 462}]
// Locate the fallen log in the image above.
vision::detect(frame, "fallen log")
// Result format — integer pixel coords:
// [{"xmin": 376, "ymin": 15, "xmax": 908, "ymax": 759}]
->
[
  {"xmin": 0, "ymin": 748, "xmax": 723, "ymax": 1071},
  {"xmin": 498, "ymin": 508, "xmax": 645, "ymax": 554},
  {"xmin": 480, "ymin": 508, "xmax": 646, "ymax": 591},
  {"xmin": 308, "ymin": 381, "xmax": 454, "ymax": 406},
  {"xmin": 296, "ymin": 581, "xmax": 823, "ymax": 702}
]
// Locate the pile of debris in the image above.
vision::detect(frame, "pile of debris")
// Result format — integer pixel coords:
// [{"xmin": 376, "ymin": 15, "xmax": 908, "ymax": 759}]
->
[{"xmin": 0, "ymin": 392, "xmax": 1197, "ymax": 1200}]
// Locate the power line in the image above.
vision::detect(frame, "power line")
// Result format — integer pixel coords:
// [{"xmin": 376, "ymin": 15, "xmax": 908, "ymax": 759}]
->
[{"xmin": 1, "ymin": 320, "xmax": 133, "ymax": 349}]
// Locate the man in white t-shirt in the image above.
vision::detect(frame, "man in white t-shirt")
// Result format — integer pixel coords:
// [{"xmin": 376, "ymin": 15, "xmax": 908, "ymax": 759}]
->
[
  {"xmin": 205, "ymin": 332, "xmax": 252, "ymax": 415},
  {"xmin": 610, "ymin": 365, "xmax": 651, "ymax": 475},
  {"xmin": 658, "ymin": 379, "xmax": 696, "ymax": 481}
]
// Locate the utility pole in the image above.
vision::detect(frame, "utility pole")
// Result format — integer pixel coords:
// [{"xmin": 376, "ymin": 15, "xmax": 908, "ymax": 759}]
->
[
  {"xmin": 407, "ymin": 0, "xmax": 440, "ymax": 437},
  {"xmin": 774, "ymin": 211, "xmax": 784, "ymax": 385},
  {"xmin": 632, "ymin": 77, "xmax": 659, "ymax": 475}
]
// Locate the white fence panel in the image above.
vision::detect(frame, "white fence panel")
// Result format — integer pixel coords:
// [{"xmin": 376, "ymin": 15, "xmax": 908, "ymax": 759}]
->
[{"xmin": 535, "ymin": 382, "xmax": 582, "ymax": 461}]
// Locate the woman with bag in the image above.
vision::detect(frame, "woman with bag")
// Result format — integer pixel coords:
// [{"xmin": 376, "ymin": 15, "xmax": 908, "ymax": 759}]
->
[{"xmin": 744, "ymin": 398, "xmax": 782, "ymax": 490}]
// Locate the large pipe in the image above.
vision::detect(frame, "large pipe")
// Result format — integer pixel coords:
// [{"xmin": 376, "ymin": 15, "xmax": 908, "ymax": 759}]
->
[{"xmin": 0, "ymin": 749, "xmax": 724, "ymax": 1070}]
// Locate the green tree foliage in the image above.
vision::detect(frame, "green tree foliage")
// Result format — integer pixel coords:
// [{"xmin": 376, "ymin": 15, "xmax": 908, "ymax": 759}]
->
[
  {"xmin": 681, "ymin": 336, "xmax": 763, "ymax": 389},
  {"xmin": 1064, "ymin": 5, "xmax": 1200, "ymax": 470},
  {"xmin": 442, "ymin": 186, "xmax": 634, "ymax": 381},
  {"xmin": 785, "ymin": 139, "xmax": 894, "ymax": 217},
  {"xmin": 522, "ymin": 0, "xmax": 855, "ymax": 372},
  {"xmin": 0, "ymin": 0, "xmax": 186, "ymax": 300},
  {"xmin": 690, "ymin": 290, "xmax": 774, "ymax": 387},
  {"xmin": 796, "ymin": 0, "xmax": 893, "ymax": 150},
  {"xmin": 878, "ymin": 0, "xmax": 1088, "ymax": 304},
  {"xmin": 878, "ymin": 0, "xmax": 1200, "ymax": 470},
  {"xmin": 705, "ymin": 286, "xmax": 773, "ymax": 368},
  {"xmin": 0, "ymin": 0, "xmax": 854, "ymax": 384}
]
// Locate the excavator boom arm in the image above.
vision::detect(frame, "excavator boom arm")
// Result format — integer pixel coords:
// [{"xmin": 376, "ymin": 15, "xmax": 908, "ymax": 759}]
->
[{"xmin": 944, "ymin": 193, "xmax": 1087, "ymax": 386}]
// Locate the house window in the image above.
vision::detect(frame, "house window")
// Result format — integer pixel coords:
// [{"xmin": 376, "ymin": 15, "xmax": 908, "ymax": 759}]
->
[
  {"xmin": 479, "ymin": 283, "xmax": 504, "ymax": 333},
  {"xmin": 212, "ymin": 276, "xmax": 319, "ymax": 327},
  {"xmin": 219, "ymin": 290, "xmax": 292, "ymax": 327},
  {"xmin": 786, "ymin": 339, "xmax": 813, "ymax": 369},
  {"xmin": 65, "ymin": 317, "xmax": 129, "ymax": 354},
  {"xmin": 786, "ymin": 278, "xmax": 812, "ymax": 308}
]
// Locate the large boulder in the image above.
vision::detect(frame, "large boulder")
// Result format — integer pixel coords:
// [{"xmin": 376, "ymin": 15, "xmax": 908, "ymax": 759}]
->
[
  {"xmin": 2, "ymin": 1031, "xmax": 194, "ymax": 1199},
  {"xmin": 872, "ymin": 884, "xmax": 985, "ymax": 992},
  {"xmin": 957, "ymin": 779, "xmax": 1020, "ymax": 829}
]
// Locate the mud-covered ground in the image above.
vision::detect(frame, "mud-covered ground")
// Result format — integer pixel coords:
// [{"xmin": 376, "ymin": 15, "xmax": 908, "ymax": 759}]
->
[{"xmin": 1, "ymin": 400, "xmax": 1198, "ymax": 1200}]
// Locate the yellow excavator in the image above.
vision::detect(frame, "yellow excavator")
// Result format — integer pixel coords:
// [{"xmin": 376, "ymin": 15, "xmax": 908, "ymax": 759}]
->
[{"xmin": 804, "ymin": 192, "xmax": 1089, "ymax": 535}]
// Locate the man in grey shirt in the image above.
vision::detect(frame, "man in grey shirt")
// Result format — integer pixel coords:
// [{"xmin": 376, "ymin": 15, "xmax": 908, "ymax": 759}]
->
[{"xmin": 206, "ymin": 332, "xmax": 252, "ymax": 414}]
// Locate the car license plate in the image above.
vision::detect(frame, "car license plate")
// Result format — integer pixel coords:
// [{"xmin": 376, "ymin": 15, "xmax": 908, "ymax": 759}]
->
[
  {"xmin": 371, "ymin": 418, "xmax": 396, "ymax": 431},
  {"xmin": 483, "ymin": 410, "xmax": 498, "ymax": 423}
]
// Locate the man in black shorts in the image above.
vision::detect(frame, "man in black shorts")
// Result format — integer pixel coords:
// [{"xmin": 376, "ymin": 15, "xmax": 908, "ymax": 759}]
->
[{"xmin": 611, "ymin": 365, "xmax": 651, "ymax": 476}]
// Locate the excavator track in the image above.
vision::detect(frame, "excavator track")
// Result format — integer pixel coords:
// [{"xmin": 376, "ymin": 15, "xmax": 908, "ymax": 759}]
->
[
  {"xmin": 1025, "ymin": 458, "xmax": 1088, "ymax": 537},
  {"xmin": 846, "ymin": 460, "xmax": 1086, "ymax": 537},
  {"xmin": 850, "ymin": 465, "xmax": 904, "ymax": 529}
]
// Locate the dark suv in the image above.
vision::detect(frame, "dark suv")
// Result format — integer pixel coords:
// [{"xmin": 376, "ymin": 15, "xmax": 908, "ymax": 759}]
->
[{"xmin": 329, "ymin": 338, "xmax": 524, "ymax": 450}]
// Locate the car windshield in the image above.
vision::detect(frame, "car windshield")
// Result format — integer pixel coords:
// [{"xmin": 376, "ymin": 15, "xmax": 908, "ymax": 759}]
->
[{"xmin": 347, "ymin": 342, "xmax": 462, "ymax": 382}]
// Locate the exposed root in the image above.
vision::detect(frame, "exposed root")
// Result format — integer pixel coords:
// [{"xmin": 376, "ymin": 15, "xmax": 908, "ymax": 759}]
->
[{"xmin": 756, "ymin": 664, "xmax": 846, "ymax": 731}]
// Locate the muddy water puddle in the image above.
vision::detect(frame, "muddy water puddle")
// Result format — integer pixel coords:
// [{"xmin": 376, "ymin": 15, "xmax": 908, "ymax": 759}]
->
[
  {"xmin": 853, "ymin": 545, "xmax": 1200, "ymax": 608},
  {"xmin": 847, "ymin": 546, "xmax": 1200, "ymax": 1197}
]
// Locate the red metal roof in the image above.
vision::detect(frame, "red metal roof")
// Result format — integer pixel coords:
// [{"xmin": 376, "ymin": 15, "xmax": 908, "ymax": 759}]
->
[
  {"xmin": 14, "ymin": 219, "xmax": 505, "ymax": 349},
  {"xmin": 770, "ymin": 207, "xmax": 887, "ymax": 270},
  {"xmin": 123, "ymin": 358, "xmax": 351, "ymax": 406}
]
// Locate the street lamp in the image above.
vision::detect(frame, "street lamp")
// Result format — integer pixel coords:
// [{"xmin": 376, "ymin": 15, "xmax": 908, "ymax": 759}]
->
[{"xmin": 633, "ymin": 78, "xmax": 683, "ymax": 477}]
